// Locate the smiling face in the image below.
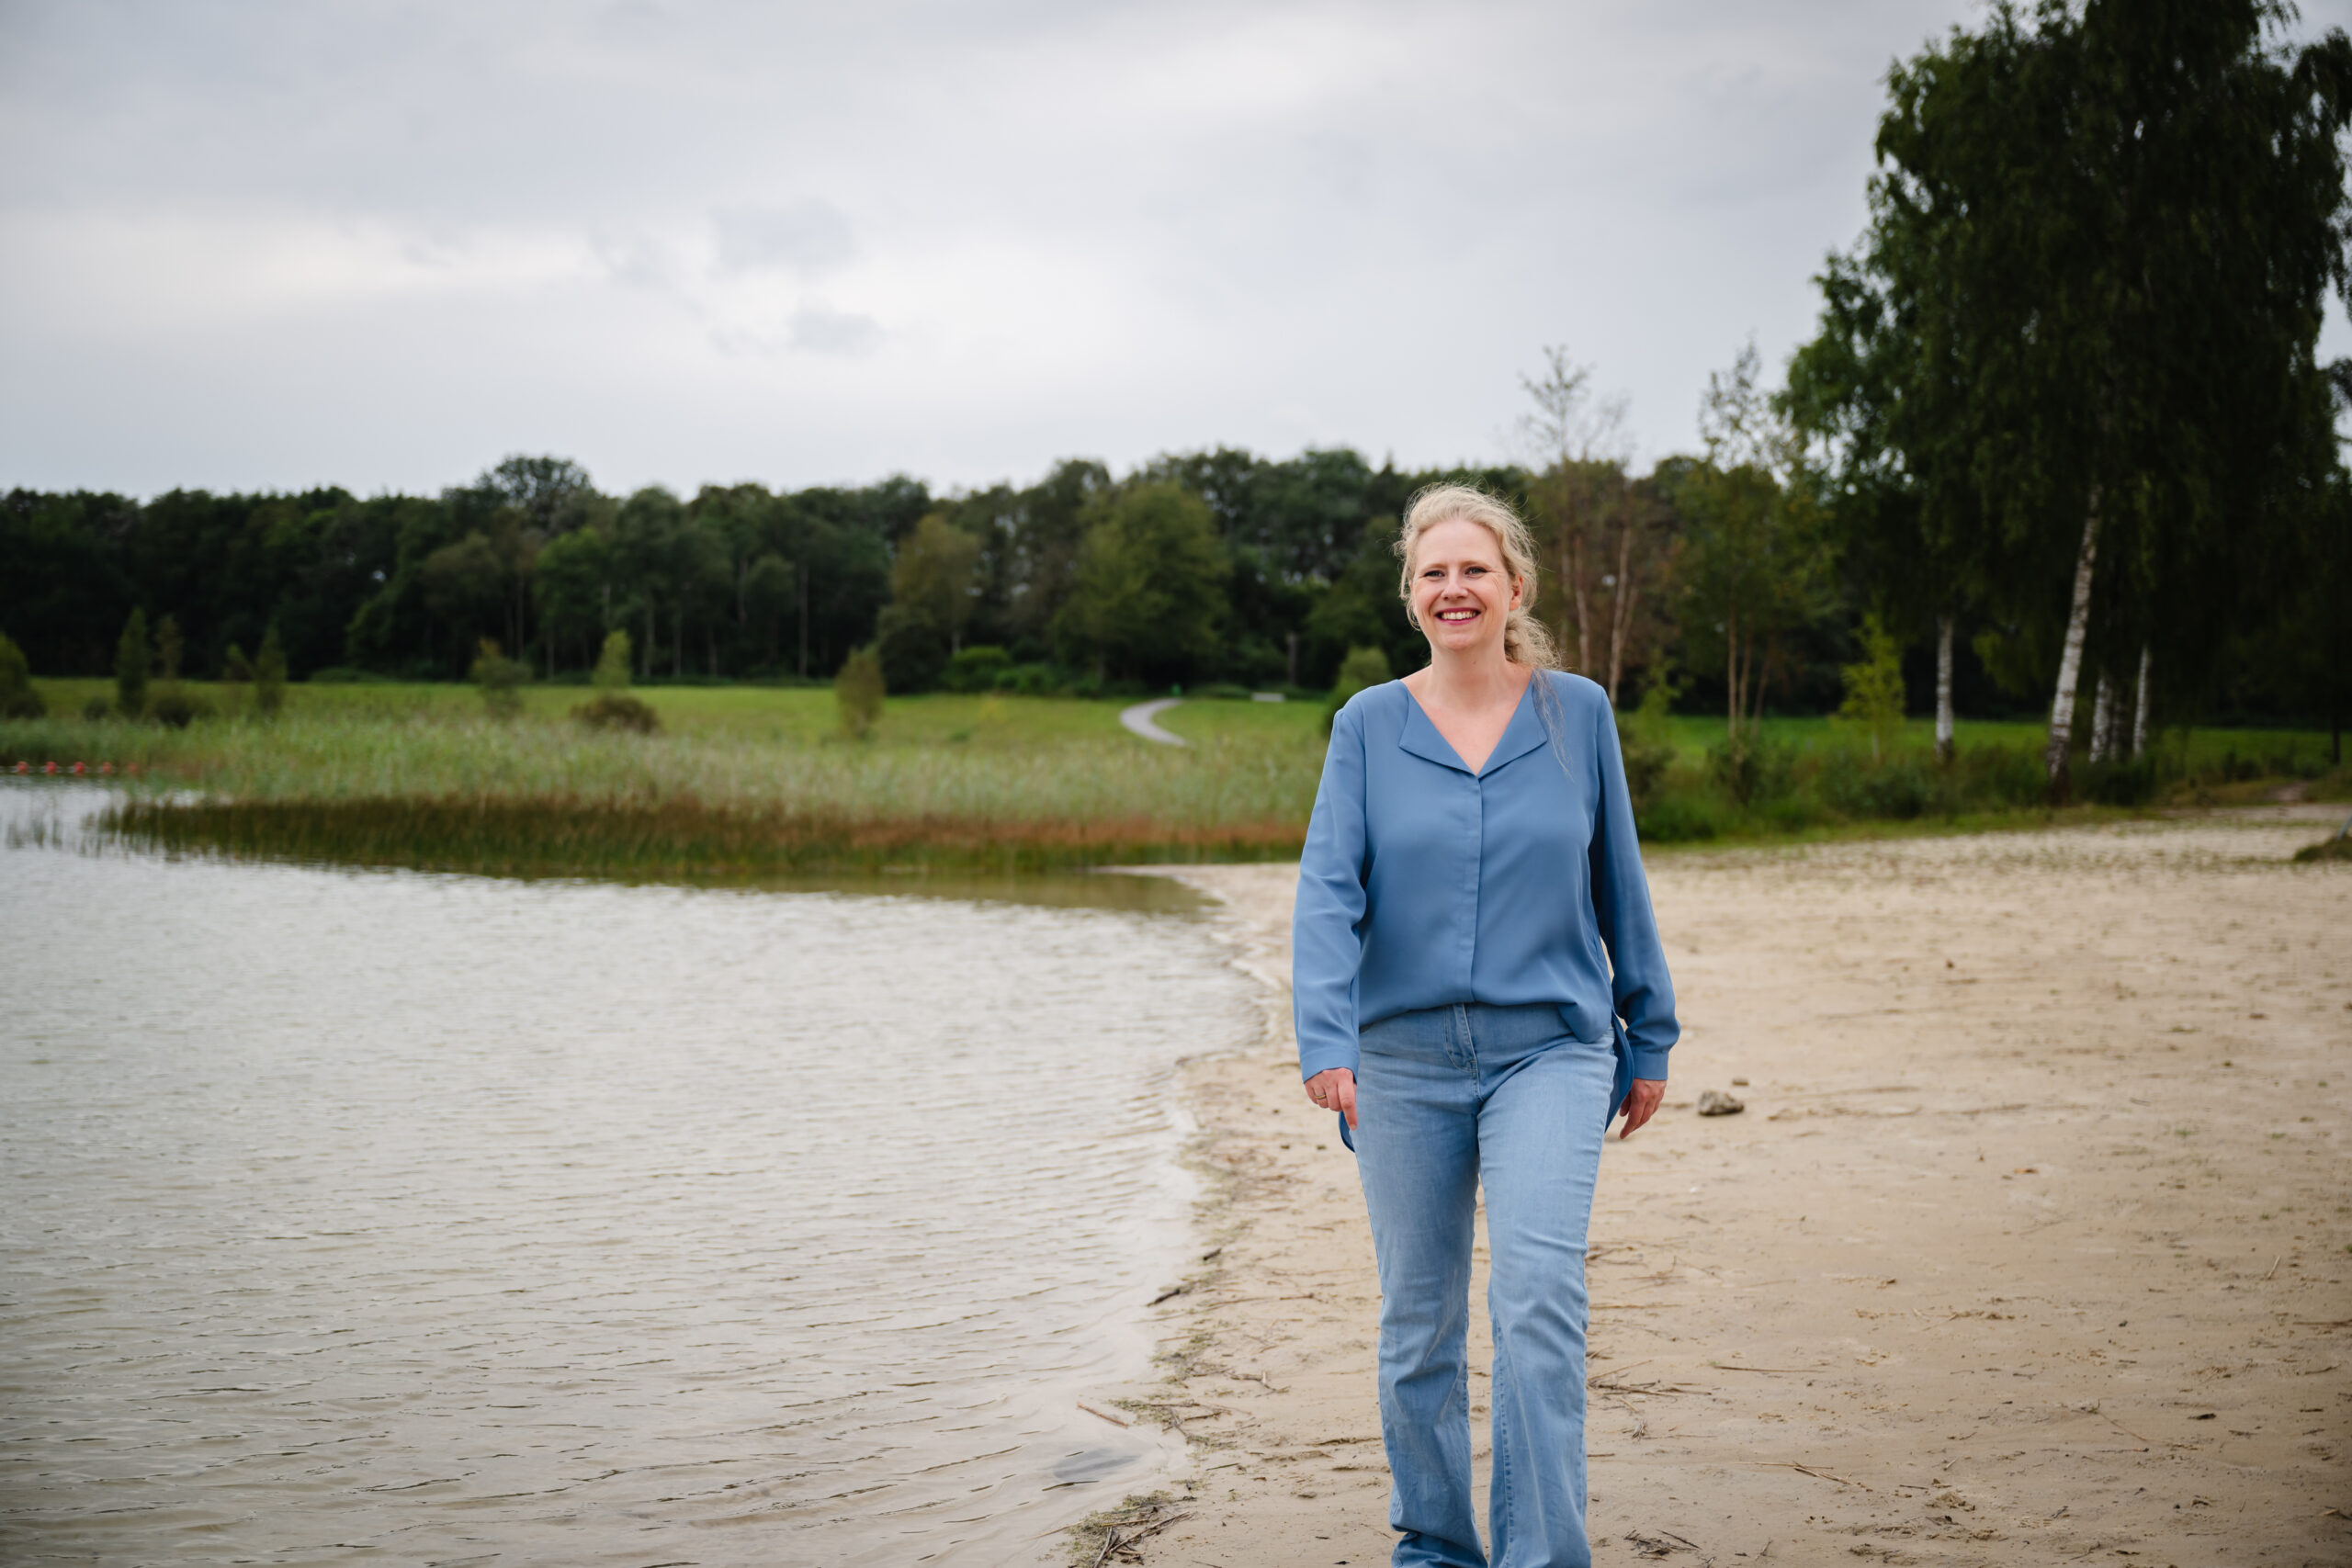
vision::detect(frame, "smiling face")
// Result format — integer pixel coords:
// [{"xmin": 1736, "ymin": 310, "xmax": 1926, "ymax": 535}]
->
[{"xmin": 1408, "ymin": 515, "xmax": 1521, "ymax": 661}]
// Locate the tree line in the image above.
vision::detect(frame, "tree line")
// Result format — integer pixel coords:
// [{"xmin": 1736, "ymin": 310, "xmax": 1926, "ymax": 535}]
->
[{"xmin": 4, "ymin": 0, "xmax": 2346, "ymax": 779}]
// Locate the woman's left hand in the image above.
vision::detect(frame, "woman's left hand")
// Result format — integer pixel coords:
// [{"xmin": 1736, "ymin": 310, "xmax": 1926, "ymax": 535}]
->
[{"xmin": 1616, "ymin": 1078, "xmax": 1666, "ymax": 1139}]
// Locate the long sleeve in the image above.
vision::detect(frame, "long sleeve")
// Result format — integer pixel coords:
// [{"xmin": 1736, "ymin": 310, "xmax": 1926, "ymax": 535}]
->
[
  {"xmin": 1292, "ymin": 697, "xmax": 1372, "ymax": 1080},
  {"xmin": 1586, "ymin": 693, "xmax": 1679, "ymax": 1079}
]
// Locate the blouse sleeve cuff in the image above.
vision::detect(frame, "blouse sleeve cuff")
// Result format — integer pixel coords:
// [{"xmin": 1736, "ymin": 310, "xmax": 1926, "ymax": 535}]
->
[
  {"xmin": 1627, "ymin": 1043, "xmax": 1672, "ymax": 1082},
  {"xmin": 1298, "ymin": 1045, "xmax": 1361, "ymax": 1081}
]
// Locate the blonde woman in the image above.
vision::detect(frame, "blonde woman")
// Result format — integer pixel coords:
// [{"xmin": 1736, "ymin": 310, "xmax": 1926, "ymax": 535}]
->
[{"xmin": 1294, "ymin": 484, "xmax": 1677, "ymax": 1568}]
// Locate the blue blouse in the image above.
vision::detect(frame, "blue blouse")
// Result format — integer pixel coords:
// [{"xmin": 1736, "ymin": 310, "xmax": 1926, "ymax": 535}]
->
[{"xmin": 1292, "ymin": 671, "xmax": 1679, "ymax": 1105}]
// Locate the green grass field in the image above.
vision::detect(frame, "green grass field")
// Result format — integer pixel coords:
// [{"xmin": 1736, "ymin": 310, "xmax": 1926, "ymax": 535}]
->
[{"xmin": 6, "ymin": 676, "xmax": 2341, "ymax": 880}]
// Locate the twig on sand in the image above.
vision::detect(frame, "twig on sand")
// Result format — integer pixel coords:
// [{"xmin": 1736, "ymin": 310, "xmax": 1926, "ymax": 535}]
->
[
  {"xmin": 1761, "ymin": 1461, "xmax": 1871, "ymax": 1490},
  {"xmin": 2095, "ymin": 1408, "xmax": 2193, "ymax": 1451},
  {"xmin": 2260, "ymin": 1255, "xmax": 2282, "ymax": 1281},
  {"xmin": 1707, "ymin": 1361, "xmax": 1819, "ymax": 1373},
  {"xmin": 1091, "ymin": 1506, "xmax": 1194, "ymax": 1567}
]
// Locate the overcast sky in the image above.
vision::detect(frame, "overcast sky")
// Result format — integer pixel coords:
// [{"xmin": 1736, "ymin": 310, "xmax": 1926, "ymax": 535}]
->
[{"xmin": 5, "ymin": 0, "xmax": 2349, "ymax": 501}]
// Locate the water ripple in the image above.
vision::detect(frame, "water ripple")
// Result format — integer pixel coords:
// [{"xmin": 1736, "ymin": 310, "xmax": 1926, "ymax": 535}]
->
[{"xmin": 0, "ymin": 784, "xmax": 1250, "ymax": 1564}]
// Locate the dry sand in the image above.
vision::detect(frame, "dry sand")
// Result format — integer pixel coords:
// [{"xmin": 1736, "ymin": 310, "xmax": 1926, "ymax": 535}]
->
[{"xmin": 1070, "ymin": 807, "xmax": 2349, "ymax": 1568}]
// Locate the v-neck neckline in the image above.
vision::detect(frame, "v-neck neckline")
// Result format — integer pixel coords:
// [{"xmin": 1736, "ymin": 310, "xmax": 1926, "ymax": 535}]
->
[{"xmin": 1397, "ymin": 672, "xmax": 1542, "ymax": 777}]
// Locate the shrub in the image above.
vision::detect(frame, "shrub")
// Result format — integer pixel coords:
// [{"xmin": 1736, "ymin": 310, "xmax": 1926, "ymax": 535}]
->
[
  {"xmin": 1951, "ymin": 742, "xmax": 2045, "ymax": 809},
  {"xmin": 1194, "ymin": 682, "xmax": 1251, "ymax": 701},
  {"xmin": 593, "ymin": 630, "xmax": 633, "ymax": 692},
  {"xmin": 1324, "ymin": 646, "xmax": 1392, "ymax": 735},
  {"xmin": 115, "ymin": 608, "xmax": 150, "ymax": 717},
  {"xmin": 942, "ymin": 645, "xmax": 1012, "ymax": 694},
  {"xmin": 1707, "ymin": 733, "xmax": 1792, "ymax": 807},
  {"xmin": 1614, "ymin": 679, "xmax": 1677, "ymax": 811},
  {"xmin": 1822, "ymin": 754, "xmax": 1932, "ymax": 820},
  {"xmin": 572, "ymin": 692, "xmax": 661, "ymax": 734},
  {"xmin": 1634, "ymin": 790, "xmax": 1723, "ymax": 842},
  {"xmin": 82, "ymin": 697, "xmax": 111, "ymax": 721},
  {"xmin": 1833, "ymin": 614, "xmax": 1906, "ymax": 763},
  {"xmin": 0, "ymin": 634, "xmax": 43, "ymax": 719},
  {"xmin": 835, "ymin": 646, "xmax": 886, "ymax": 738},
  {"xmin": 469, "ymin": 637, "xmax": 529, "ymax": 719},
  {"xmin": 149, "ymin": 688, "xmax": 216, "ymax": 730},
  {"xmin": 2081, "ymin": 757, "xmax": 2160, "ymax": 807},
  {"xmin": 996, "ymin": 662, "xmax": 1058, "ymax": 695},
  {"xmin": 255, "ymin": 628, "xmax": 288, "ymax": 717}
]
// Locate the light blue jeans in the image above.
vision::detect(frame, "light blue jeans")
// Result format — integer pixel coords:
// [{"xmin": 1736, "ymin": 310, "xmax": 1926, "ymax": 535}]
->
[{"xmin": 1353, "ymin": 1002, "xmax": 1616, "ymax": 1568}]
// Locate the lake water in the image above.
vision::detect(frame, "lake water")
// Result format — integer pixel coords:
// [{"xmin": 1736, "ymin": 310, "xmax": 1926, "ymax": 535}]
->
[{"xmin": 0, "ymin": 784, "xmax": 1255, "ymax": 1565}]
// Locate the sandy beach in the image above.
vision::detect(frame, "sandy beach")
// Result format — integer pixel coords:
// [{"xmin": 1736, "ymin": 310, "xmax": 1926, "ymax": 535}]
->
[{"xmin": 1072, "ymin": 807, "xmax": 2349, "ymax": 1567}]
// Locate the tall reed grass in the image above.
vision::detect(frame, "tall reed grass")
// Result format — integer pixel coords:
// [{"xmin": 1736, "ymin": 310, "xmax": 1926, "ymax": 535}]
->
[{"xmin": 1, "ymin": 711, "xmax": 1324, "ymax": 875}]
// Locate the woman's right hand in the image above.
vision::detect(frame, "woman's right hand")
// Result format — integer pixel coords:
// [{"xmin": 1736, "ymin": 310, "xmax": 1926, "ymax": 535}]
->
[{"xmin": 1304, "ymin": 1068, "xmax": 1357, "ymax": 1129}]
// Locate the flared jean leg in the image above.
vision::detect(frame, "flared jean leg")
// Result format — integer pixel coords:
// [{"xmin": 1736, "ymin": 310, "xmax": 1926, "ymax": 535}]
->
[
  {"xmin": 1354, "ymin": 1022, "xmax": 1484, "ymax": 1568},
  {"xmin": 1479, "ymin": 1039, "xmax": 1614, "ymax": 1568}
]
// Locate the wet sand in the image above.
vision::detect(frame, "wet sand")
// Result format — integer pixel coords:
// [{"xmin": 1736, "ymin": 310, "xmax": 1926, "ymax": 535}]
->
[{"xmin": 1087, "ymin": 808, "xmax": 2349, "ymax": 1567}]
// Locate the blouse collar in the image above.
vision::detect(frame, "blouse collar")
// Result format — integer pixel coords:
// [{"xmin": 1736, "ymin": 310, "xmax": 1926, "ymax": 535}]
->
[{"xmin": 1396, "ymin": 673, "xmax": 1553, "ymax": 777}]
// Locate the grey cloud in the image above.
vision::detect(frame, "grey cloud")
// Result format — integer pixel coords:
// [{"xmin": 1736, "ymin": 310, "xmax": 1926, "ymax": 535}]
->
[
  {"xmin": 713, "ymin": 202, "xmax": 857, "ymax": 276},
  {"xmin": 4, "ymin": 0, "xmax": 2350, "ymax": 497},
  {"xmin": 786, "ymin": 305, "xmax": 883, "ymax": 357}
]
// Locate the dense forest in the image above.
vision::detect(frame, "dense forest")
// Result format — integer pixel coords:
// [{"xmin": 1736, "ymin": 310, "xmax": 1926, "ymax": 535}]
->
[{"xmin": 5, "ymin": 0, "xmax": 2348, "ymax": 773}]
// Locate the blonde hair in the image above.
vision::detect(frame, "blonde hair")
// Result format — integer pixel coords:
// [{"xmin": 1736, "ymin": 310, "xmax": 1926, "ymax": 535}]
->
[{"xmin": 1395, "ymin": 484, "xmax": 1559, "ymax": 670}]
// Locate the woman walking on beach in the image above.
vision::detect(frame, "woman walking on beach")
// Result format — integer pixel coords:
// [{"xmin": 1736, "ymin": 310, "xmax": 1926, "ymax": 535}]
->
[{"xmin": 1293, "ymin": 484, "xmax": 1677, "ymax": 1568}]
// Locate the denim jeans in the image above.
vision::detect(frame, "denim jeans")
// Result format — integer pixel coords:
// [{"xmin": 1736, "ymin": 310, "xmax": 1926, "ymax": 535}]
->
[{"xmin": 1354, "ymin": 1002, "xmax": 1616, "ymax": 1568}]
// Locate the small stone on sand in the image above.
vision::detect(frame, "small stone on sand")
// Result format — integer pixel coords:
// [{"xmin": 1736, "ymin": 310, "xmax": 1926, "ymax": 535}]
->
[{"xmin": 1697, "ymin": 1089, "xmax": 1746, "ymax": 1117}]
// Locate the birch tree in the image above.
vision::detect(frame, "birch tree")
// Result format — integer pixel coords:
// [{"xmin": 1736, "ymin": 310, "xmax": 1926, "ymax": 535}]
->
[{"xmin": 1839, "ymin": 0, "xmax": 2352, "ymax": 798}]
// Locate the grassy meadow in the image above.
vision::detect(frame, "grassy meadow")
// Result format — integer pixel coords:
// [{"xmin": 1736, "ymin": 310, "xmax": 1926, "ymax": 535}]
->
[{"xmin": 4, "ymin": 676, "xmax": 2343, "ymax": 883}]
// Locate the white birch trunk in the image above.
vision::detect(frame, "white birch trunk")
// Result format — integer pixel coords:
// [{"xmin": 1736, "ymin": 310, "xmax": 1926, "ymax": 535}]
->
[
  {"xmin": 2045, "ymin": 487, "xmax": 2102, "ymax": 790},
  {"xmin": 2131, "ymin": 643, "xmax": 2150, "ymax": 760},
  {"xmin": 2089, "ymin": 672, "xmax": 2114, "ymax": 763},
  {"xmin": 1935, "ymin": 613, "xmax": 1955, "ymax": 764}
]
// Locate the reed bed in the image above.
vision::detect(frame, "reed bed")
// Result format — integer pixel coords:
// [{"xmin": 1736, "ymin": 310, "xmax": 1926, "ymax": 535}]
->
[{"xmin": 2, "ymin": 711, "xmax": 1325, "ymax": 876}]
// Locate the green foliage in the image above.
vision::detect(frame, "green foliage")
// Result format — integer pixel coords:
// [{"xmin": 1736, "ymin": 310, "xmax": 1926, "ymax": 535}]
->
[
  {"xmin": 941, "ymin": 645, "xmax": 1012, "ymax": 694},
  {"xmin": 1614, "ymin": 675, "xmax": 1678, "ymax": 810},
  {"xmin": 1059, "ymin": 483, "xmax": 1231, "ymax": 683},
  {"xmin": 835, "ymin": 646, "xmax": 885, "ymax": 739},
  {"xmin": 592, "ymin": 629, "xmax": 633, "ymax": 691},
  {"xmin": 469, "ymin": 637, "xmax": 528, "ymax": 719},
  {"xmin": 572, "ymin": 692, "xmax": 661, "ymax": 734},
  {"xmin": 153, "ymin": 615, "xmax": 184, "ymax": 682},
  {"xmin": 115, "ymin": 608, "xmax": 150, "ymax": 717},
  {"xmin": 1706, "ymin": 732, "xmax": 1793, "ymax": 807},
  {"xmin": 1676, "ymin": 345, "xmax": 1835, "ymax": 741},
  {"xmin": 149, "ymin": 688, "xmax": 214, "ymax": 729},
  {"xmin": 875, "ymin": 604, "xmax": 949, "ymax": 693},
  {"xmin": 0, "ymin": 633, "xmax": 44, "ymax": 718},
  {"xmin": 1820, "ymin": 754, "xmax": 1930, "ymax": 819},
  {"xmin": 1833, "ymin": 615, "xmax": 1906, "ymax": 763},
  {"xmin": 255, "ymin": 627, "xmax": 287, "ymax": 716},
  {"xmin": 1323, "ymin": 645, "xmax": 1391, "ymax": 735},
  {"xmin": 873, "ymin": 514, "xmax": 985, "ymax": 693},
  {"xmin": 1838, "ymin": 0, "xmax": 2352, "ymax": 787},
  {"xmin": 220, "ymin": 642, "xmax": 254, "ymax": 683}
]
